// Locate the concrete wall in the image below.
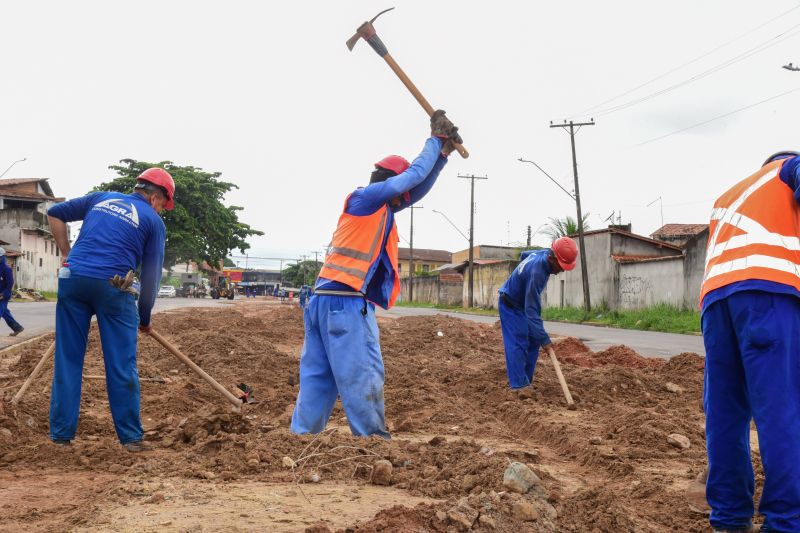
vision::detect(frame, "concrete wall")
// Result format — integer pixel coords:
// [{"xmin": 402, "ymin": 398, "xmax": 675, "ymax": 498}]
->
[
  {"xmin": 543, "ymin": 232, "xmax": 616, "ymax": 309},
  {"xmin": 682, "ymin": 229, "xmax": 708, "ymax": 310},
  {"xmin": 464, "ymin": 261, "xmax": 516, "ymax": 309},
  {"xmin": 617, "ymin": 258, "xmax": 684, "ymax": 309},
  {"xmin": 400, "ymin": 275, "xmax": 463, "ymax": 306},
  {"xmin": 452, "ymin": 245, "xmax": 519, "ymax": 264},
  {"xmin": 16, "ymin": 231, "xmax": 60, "ymax": 292}
]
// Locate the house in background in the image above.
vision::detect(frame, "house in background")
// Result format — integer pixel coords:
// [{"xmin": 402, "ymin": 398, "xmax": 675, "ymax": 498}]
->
[
  {"xmin": 650, "ymin": 224, "xmax": 709, "ymax": 248},
  {"xmin": 397, "ymin": 247, "xmax": 452, "ymax": 278},
  {"xmin": 0, "ymin": 178, "xmax": 65, "ymax": 292},
  {"xmin": 451, "ymin": 244, "xmax": 519, "ymax": 264}
]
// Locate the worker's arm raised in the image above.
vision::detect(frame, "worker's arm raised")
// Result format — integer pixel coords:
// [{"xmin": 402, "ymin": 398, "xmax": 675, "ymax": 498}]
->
[{"xmin": 779, "ymin": 155, "xmax": 800, "ymax": 205}]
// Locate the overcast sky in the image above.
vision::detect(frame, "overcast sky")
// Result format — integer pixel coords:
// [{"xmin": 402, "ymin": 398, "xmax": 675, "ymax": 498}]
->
[{"xmin": 3, "ymin": 1, "xmax": 800, "ymax": 270}]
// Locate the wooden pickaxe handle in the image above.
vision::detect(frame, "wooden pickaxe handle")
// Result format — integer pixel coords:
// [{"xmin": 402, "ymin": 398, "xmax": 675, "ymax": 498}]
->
[
  {"xmin": 147, "ymin": 329, "xmax": 242, "ymax": 411},
  {"xmin": 382, "ymin": 54, "xmax": 469, "ymax": 159},
  {"xmin": 11, "ymin": 341, "xmax": 55, "ymax": 405},
  {"xmin": 546, "ymin": 345, "xmax": 576, "ymax": 409}
]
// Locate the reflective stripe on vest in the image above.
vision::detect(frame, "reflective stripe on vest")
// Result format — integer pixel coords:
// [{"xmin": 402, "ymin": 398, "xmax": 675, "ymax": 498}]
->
[
  {"xmin": 700, "ymin": 159, "xmax": 800, "ymax": 304},
  {"xmin": 318, "ymin": 198, "xmax": 391, "ymax": 290}
]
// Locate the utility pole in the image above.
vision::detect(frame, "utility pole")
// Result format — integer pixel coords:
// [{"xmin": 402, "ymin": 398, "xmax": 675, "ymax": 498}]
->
[
  {"xmin": 458, "ymin": 174, "xmax": 488, "ymax": 308},
  {"xmin": 408, "ymin": 205, "xmax": 423, "ymax": 302},
  {"xmin": 300, "ymin": 254, "xmax": 308, "ymax": 286},
  {"xmin": 527, "ymin": 225, "xmax": 532, "ymax": 247},
  {"xmin": 550, "ymin": 119, "xmax": 595, "ymax": 313}
]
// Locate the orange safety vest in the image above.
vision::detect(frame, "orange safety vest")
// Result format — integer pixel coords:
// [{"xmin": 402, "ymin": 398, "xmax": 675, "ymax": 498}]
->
[
  {"xmin": 318, "ymin": 195, "xmax": 401, "ymax": 308},
  {"xmin": 700, "ymin": 159, "xmax": 800, "ymax": 305}
]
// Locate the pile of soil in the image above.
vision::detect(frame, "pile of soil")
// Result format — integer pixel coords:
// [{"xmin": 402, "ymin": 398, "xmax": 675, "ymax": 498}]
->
[{"xmin": 0, "ymin": 302, "xmax": 726, "ymax": 532}]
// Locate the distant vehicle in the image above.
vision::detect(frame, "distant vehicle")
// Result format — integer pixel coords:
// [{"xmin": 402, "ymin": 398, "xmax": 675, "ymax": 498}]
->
[{"xmin": 158, "ymin": 285, "xmax": 177, "ymax": 298}]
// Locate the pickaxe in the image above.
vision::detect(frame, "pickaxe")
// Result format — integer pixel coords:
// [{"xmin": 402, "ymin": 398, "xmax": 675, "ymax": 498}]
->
[{"xmin": 347, "ymin": 8, "xmax": 469, "ymax": 159}]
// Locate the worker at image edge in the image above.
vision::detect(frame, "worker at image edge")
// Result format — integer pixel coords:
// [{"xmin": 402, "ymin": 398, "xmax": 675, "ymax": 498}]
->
[
  {"xmin": 497, "ymin": 238, "xmax": 578, "ymax": 389},
  {"xmin": 291, "ymin": 110, "xmax": 461, "ymax": 438},
  {"xmin": 45, "ymin": 168, "xmax": 172, "ymax": 453},
  {"xmin": 700, "ymin": 151, "xmax": 800, "ymax": 533}
]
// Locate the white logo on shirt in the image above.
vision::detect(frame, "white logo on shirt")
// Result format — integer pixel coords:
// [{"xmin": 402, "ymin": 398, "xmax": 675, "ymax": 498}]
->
[{"xmin": 93, "ymin": 199, "xmax": 140, "ymax": 227}]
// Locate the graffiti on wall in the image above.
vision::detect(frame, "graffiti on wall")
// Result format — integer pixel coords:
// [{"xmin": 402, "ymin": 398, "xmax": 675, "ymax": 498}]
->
[{"xmin": 619, "ymin": 275, "xmax": 653, "ymax": 306}]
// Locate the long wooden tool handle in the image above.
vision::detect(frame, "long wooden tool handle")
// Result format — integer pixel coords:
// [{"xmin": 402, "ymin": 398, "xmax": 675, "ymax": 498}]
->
[
  {"xmin": 547, "ymin": 346, "xmax": 575, "ymax": 408},
  {"xmin": 148, "ymin": 329, "xmax": 242, "ymax": 411},
  {"xmin": 12, "ymin": 341, "xmax": 55, "ymax": 405},
  {"xmin": 383, "ymin": 54, "xmax": 469, "ymax": 159}
]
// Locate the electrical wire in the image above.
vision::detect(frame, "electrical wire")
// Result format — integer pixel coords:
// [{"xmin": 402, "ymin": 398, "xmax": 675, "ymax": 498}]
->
[
  {"xmin": 567, "ymin": 4, "xmax": 800, "ymax": 119},
  {"xmin": 594, "ymin": 22, "xmax": 800, "ymax": 117},
  {"xmin": 636, "ymin": 86, "xmax": 800, "ymax": 146}
]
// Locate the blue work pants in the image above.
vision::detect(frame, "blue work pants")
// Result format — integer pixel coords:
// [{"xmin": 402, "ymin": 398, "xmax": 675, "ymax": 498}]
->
[
  {"xmin": 499, "ymin": 297, "xmax": 541, "ymax": 389},
  {"xmin": 291, "ymin": 294, "xmax": 389, "ymax": 438},
  {"xmin": 49, "ymin": 275, "xmax": 143, "ymax": 444},
  {"xmin": 703, "ymin": 290, "xmax": 800, "ymax": 532},
  {"xmin": 0, "ymin": 297, "xmax": 22, "ymax": 332}
]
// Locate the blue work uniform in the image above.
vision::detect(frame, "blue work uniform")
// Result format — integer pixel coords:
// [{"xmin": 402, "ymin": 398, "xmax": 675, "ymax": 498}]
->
[
  {"xmin": 298, "ymin": 285, "xmax": 309, "ymax": 308},
  {"xmin": 497, "ymin": 249, "xmax": 553, "ymax": 389},
  {"xmin": 0, "ymin": 256, "xmax": 23, "ymax": 333},
  {"xmin": 47, "ymin": 191, "xmax": 165, "ymax": 445},
  {"xmin": 291, "ymin": 137, "xmax": 447, "ymax": 438},
  {"xmin": 702, "ymin": 156, "xmax": 800, "ymax": 532}
]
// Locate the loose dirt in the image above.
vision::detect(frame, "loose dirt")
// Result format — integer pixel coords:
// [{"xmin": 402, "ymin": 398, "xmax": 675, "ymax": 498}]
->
[{"xmin": 0, "ymin": 300, "xmax": 747, "ymax": 532}]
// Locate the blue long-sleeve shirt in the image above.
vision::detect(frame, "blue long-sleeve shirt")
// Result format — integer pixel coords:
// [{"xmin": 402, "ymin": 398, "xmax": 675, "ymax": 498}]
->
[
  {"xmin": 702, "ymin": 156, "xmax": 800, "ymax": 313},
  {"xmin": 47, "ymin": 192, "xmax": 166, "ymax": 326},
  {"xmin": 0, "ymin": 256, "xmax": 14, "ymax": 300},
  {"xmin": 499, "ymin": 249, "xmax": 553, "ymax": 346},
  {"xmin": 317, "ymin": 137, "xmax": 447, "ymax": 308}
]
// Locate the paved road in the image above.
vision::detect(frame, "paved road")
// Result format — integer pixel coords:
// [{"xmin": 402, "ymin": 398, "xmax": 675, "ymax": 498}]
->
[
  {"xmin": 377, "ymin": 306, "xmax": 705, "ymax": 358},
  {"xmin": 0, "ymin": 298, "xmax": 228, "ymax": 350}
]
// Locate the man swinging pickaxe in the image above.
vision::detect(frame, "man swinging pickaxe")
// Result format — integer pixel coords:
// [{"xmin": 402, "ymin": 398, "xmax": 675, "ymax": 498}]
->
[{"xmin": 347, "ymin": 7, "xmax": 469, "ymax": 159}]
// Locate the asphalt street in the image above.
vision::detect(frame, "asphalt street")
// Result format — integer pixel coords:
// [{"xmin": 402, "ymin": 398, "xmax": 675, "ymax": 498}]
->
[
  {"xmin": 0, "ymin": 298, "xmax": 705, "ymax": 358},
  {"xmin": 377, "ymin": 306, "xmax": 705, "ymax": 358}
]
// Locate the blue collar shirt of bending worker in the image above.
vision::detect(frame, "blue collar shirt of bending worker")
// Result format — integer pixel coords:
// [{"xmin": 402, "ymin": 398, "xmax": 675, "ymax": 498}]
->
[
  {"xmin": 497, "ymin": 249, "xmax": 555, "ymax": 389},
  {"xmin": 316, "ymin": 136, "xmax": 448, "ymax": 308}
]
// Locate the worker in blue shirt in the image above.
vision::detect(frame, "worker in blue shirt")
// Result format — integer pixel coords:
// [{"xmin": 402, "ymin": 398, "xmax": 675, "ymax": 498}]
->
[
  {"xmin": 298, "ymin": 285, "xmax": 310, "ymax": 308},
  {"xmin": 291, "ymin": 110, "xmax": 461, "ymax": 438},
  {"xmin": 497, "ymin": 238, "xmax": 578, "ymax": 389},
  {"xmin": 46, "ymin": 168, "xmax": 174, "ymax": 452},
  {"xmin": 0, "ymin": 248, "xmax": 24, "ymax": 336},
  {"xmin": 700, "ymin": 151, "xmax": 800, "ymax": 533}
]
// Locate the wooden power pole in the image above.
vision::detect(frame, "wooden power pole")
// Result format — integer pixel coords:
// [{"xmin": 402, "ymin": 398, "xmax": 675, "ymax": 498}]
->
[
  {"xmin": 458, "ymin": 174, "xmax": 488, "ymax": 308},
  {"xmin": 408, "ymin": 204, "xmax": 423, "ymax": 302}
]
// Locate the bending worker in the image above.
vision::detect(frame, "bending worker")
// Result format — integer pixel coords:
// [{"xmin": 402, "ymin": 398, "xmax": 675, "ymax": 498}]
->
[
  {"xmin": 497, "ymin": 238, "xmax": 578, "ymax": 389},
  {"xmin": 0, "ymin": 248, "xmax": 24, "ymax": 336},
  {"xmin": 46, "ymin": 168, "xmax": 173, "ymax": 453},
  {"xmin": 700, "ymin": 151, "xmax": 800, "ymax": 532},
  {"xmin": 291, "ymin": 110, "xmax": 461, "ymax": 438}
]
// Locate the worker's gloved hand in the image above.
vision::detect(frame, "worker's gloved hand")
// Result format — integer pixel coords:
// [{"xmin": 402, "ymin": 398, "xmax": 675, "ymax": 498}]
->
[
  {"xmin": 139, "ymin": 323, "xmax": 152, "ymax": 334},
  {"xmin": 109, "ymin": 270, "xmax": 139, "ymax": 296},
  {"xmin": 430, "ymin": 110, "xmax": 462, "ymax": 144},
  {"xmin": 440, "ymin": 139, "xmax": 456, "ymax": 157}
]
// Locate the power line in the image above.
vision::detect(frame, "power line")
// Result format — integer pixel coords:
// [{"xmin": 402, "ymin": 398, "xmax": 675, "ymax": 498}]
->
[
  {"xmin": 569, "ymin": 5, "xmax": 800, "ymax": 119},
  {"xmin": 636, "ymin": 86, "xmax": 800, "ymax": 146}
]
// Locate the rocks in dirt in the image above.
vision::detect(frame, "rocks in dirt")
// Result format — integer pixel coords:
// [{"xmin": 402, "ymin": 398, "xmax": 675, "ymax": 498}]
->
[
  {"xmin": 667, "ymin": 433, "xmax": 691, "ymax": 449},
  {"xmin": 461, "ymin": 474, "xmax": 480, "ymax": 492},
  {"xmin": 304, "ymin": 524, "xmax": 333, "ymax": 533},
  {"xmin": 145, "ymin": 493, "xmax": 165, "ymax": 504},
  {"xmin": 589, "ymin": 436, "xmax": 603, "ymax": 445},
  {"xmin": 512, "ymin": 500, "xmax": 539, "ymax": 521},
  {"xmin": 428, "ymin": 435, "xmax": 446, "ymax": 446},
  {"xmin": 78, "ymin": 456, "xmax": 90, "ymax": 467},
  {"xmin": 201, "ymin": 471, "xmax": 217, "ymax": 480},
  {"xmin": 0, "ymin": 427, "xmax": 12, "ymax": 440},
  {"xmin": 108, "ymin": 464, "xmax": 125, "ymax": 474},
  {"xmin": 446, "ymin": 499, "xmax": 479, "ymax": 530},
  {"xmin": 503, "ymin": 461, "xmax": 541, "ymax": 494},
  {"xmin": 478, "ymin": 514, "xmax": 497, "ymax": 529},
  {"xmin": 282, "ymin": 456, "xmax": 296, "ymax": 468},
  {"xmin": 370, "ymin": 459, "xmax": 393, "ymax": 486},
  {"xmin": 395, "ymin": 417, "xmax": 414, "ymax": 432},
  {"xmin": 665, "ymin": 382, "xmax": 685, "ymax": 394}
]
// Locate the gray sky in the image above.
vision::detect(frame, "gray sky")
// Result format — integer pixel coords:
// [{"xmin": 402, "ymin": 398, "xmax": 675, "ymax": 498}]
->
[{"xmin": 3, "ymin": 1, "xmax": 800, "ymax": 270}]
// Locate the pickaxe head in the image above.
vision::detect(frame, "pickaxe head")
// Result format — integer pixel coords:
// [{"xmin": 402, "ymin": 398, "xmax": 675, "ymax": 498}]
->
[{"xmin": 346, "ymin": 7, "xmax": 395, "ymax": 55}]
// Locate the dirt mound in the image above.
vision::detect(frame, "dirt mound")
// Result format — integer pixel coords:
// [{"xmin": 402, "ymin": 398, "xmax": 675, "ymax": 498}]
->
[{"xmin": 0, "ymin": 303, "xmax": 719, "ymax": 531}]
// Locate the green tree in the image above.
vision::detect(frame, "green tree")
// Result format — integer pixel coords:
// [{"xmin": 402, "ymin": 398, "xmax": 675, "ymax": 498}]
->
[
  {"xmin": 96, "ymin": 159, "xmax": 263, "ymax": 269},
  {"xmin": 282, "ymin": 260, "xmax": 322, "ymax": 287},
  {"xmin": 542, "ymin": 214, "xmax": 591, "ymax": 241}
]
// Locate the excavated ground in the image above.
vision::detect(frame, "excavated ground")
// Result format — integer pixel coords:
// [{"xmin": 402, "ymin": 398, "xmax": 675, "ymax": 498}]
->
[{"xmin": 0, "ymin": 301, "xmax": 749, "ymax": 532}]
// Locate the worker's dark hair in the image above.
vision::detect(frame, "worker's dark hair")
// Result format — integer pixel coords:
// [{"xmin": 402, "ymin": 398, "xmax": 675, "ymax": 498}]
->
[
  {"xmin": 370, "ymin": 167, "xmax": 397, "ymax": 184},
  {"xmin": 134, "ymin": 180, "xmax": 168, "ymax": 199}
]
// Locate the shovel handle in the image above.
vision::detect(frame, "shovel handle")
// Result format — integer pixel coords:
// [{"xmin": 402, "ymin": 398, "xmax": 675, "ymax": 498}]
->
[
  {"xmin": 147, "ymin": 329, "xmax": 242, "ymax": 411},
  {"xmin": 383, "ymin": 54, "xmax": 469, "ymax": 159},
  {"xmin": 546, "ymin": 345, "xmax": 575, "ymax": 408},
  {"xmin": 12, "ymin": 341, "xmax": 55, "ymax": 405}
]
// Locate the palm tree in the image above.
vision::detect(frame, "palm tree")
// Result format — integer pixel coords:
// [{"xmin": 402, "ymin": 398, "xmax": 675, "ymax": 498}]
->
[{"xmin": 542, "ymin": 214, "xmax": 591, "ymax": 241}]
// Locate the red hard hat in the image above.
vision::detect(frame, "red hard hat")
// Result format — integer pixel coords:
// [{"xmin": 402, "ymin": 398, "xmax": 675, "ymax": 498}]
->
[
  {"xmin": 552, "ymin": 237, "xmax": 578, "ymax": 271},
  {"xmin": 137, "ymin": 168, "xmax": 175, "ymax": 210},
  {"xmin": 375, "ymin": 155, "xmax": 410, "ymax": 175}
]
